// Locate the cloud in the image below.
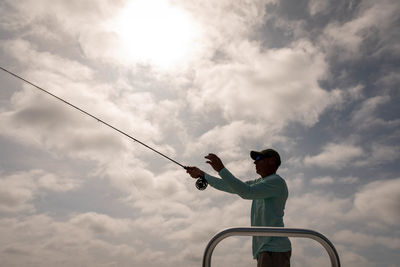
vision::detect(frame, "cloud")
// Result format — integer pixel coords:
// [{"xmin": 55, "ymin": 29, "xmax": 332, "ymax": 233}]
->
[
  {"xmin": 2, "ymin": 39, "xmax": 94, "ymax": 81},
  {"xmin": 38, "ymin": 173, "xmax": 81, "ymax": 192},
  {"xmin": 0, "ymin": 0, "xmax": 205, "ymax": 69},
  {"xmin": 353, "ymin": 178, "xmax": 400, "ymax": 226},
  {"xmin": 69, "ymin": 212, "xmax": 131, "ymax": 235},
  {"xmin": 0, "ymin": 0, "xmax": 123, "ymax": 34},
  {"xmin": 377, "ymin": 71, "xmax": 400, "ymax": 89},
  {"xmin": 354, "ymin": 143, "xmax": 400, "ymax": 167},
  {"xmin": 185, "ymin": 120, "xmax": 269, "ymax": 160},
  {"xmin": 333, "ymin": 230, "xmax": 400, "ymax": 250},
  {"xmin": 0, "ymin": 169, "xmax": 80, "ymax": 213},
  {"xmin": 337, "ymin": 249, "xmax": 371, "ymax": 267},
  {"xmin": 304, "ymin": 143, "xmax": 364, "ymax": 169},
  {"xmin": 311, "ymin": 176, "xmax": 334, "ymax": 185},
  {"xmin": 285, "ymin": 192, "xmax": 353, "ymax": 229},
  {"xmin": 189, "ymin": 39, "xmax": 345, "ymax": 132},
  {"xmin": 308, "ymin": 0, "xmax": 330, "ymax": 16},
  {"xmin": 321, "ymin": 0, "xmax": 400, "ymax": 60},
  {"xmin": 179, "ymin": 0, "xmax": 275, "ymax": 44},
  {"xmin": 0, "ymin": 214, "xmax": 144, "ymax": 267},
  {"xmin": 0, "ymin": 172, "xmax": 35, "ymax": 213},
  {"xmin": 310, "ymin": 175, "xmax": 359, "ymax": 185},
  {"xmin": 0, "ymin": 92, "xmax": 126, "ymax": 161},
  {"xmin": 351, "ymin": 95, "xmax": 400, "ymax": 129},
  {"xmin": 0, "ymin": 38, "xmax": 180, "ymax": 164},
  {"xmin": 284, "ymin": 178, "xmax": 400, "ymax": 265}
]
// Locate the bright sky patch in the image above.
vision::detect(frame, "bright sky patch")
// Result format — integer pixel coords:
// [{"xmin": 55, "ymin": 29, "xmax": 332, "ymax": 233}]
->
[{"xmin": 112, "ymin": 0, "xmax": 201, "ymax": 69}]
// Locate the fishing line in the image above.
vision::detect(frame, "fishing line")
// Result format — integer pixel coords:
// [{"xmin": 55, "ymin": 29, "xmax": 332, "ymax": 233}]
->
[{"xmin": 0, "ymin": 66, "xmax": 208, "ymax": 190}]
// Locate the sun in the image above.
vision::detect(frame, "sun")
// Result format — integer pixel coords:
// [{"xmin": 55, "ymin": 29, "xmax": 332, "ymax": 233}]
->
[{"xmin": 112, "ymin": 0, "xmax": 201, "ymax": 69}]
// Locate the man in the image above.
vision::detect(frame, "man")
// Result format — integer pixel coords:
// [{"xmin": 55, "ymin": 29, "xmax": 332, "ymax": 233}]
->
[{"xmin": 185, "ymin": 149, "xmax": 291, "ymax": 267}]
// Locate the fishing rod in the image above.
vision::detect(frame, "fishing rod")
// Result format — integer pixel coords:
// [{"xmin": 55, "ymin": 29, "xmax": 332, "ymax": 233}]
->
[{"xmin": 0, "ymin": 66, "xmax": 208, "ymax": 190}]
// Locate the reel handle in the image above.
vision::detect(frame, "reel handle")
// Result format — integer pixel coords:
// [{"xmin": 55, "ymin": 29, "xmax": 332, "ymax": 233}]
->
[{"xmin": 195, "ymin": 177, "xmax": 208, "ymax": 190}]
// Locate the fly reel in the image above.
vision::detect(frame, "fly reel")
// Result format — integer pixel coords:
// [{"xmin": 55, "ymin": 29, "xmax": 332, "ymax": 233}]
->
[{"xmin": 195, "ymin": 177, "xmax": 208, "ymax": 190}]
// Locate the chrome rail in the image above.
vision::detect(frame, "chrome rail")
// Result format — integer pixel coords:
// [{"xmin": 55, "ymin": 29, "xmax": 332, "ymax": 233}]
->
[{"xmin": 202, "ymin": 227, "xmax": 340, "ymax": 267}]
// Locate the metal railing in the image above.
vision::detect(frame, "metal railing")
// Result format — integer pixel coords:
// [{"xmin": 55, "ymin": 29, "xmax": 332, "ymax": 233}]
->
[{"xmin": 202, "ymin": 227, "xmax": 340, "ymax": 267}]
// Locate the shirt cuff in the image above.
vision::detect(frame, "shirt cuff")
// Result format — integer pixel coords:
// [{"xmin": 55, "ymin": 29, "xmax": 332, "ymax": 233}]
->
[{"xmin": 218, "ymin": 167, "xmax": 229, "ymax": 177}]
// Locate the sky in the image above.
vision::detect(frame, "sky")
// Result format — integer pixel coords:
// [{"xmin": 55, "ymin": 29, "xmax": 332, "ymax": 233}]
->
[{"xmin": 0, "ymin": 0, "xmax": 399, "ymax": 266}]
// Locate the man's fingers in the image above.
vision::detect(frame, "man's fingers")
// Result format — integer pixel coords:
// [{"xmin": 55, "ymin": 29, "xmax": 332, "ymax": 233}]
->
[
  {"xmin": 205, "ymin": 154, "xmax": 221, "ymax": 164},
  {"xmin": 205, "ymin": 153, "xmax": 216, "ymax": 159}
]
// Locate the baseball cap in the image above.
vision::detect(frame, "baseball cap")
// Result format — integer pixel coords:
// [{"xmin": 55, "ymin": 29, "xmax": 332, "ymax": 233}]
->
[{"xmin": 250, "ymin": 148, "xmax": 281, "ymax": 167}]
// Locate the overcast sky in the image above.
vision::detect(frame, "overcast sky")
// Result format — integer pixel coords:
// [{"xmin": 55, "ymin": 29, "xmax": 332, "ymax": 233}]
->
[{"xmin": 1, "ymin": 0, "xmax": 399, "ymax": 266}]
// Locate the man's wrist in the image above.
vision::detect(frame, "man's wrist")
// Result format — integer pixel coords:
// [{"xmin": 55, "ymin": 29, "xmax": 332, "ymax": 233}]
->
[{"xmin": 217, "ymin": 166, "xmax": 225, "ymax": 173}]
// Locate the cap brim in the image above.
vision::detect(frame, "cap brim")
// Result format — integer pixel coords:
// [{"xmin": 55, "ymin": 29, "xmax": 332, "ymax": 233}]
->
[{"xmin": 250, "ymin": 151, "xmax": 262, "ymax": 160}]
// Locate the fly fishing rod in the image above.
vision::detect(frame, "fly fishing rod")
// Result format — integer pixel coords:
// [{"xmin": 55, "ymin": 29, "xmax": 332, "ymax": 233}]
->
[{"xmin": 0, "ymin": 66, "xmax": 208, "ymax": 190}]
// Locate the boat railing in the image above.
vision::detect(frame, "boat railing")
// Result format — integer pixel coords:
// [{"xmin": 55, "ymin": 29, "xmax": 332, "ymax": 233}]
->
[{"xmin": 202, "ymin": 227, "xmax": 340, "ymax": 267}]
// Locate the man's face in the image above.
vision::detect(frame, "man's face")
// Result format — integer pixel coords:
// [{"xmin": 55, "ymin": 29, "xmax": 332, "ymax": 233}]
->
[{"xmin": 254, "ymin": 157, "xmax": 277, "ymax": 177}]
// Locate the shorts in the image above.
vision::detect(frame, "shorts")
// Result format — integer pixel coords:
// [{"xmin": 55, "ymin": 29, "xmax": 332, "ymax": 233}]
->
[{"xmin": 257, "ymin": 250, "xmax": 291, "ymax": 267}]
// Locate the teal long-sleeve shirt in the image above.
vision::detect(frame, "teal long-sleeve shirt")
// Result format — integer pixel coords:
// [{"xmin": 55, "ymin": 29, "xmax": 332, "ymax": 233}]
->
[{"xmin": 205, "ymin": 168, "xmax": 291, "ymax": 259}]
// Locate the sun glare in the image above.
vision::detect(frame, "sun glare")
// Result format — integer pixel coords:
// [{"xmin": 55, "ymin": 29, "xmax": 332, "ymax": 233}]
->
[{"xmin": 113, "ymin": 0, "xmax": 201, "ymax": 69}]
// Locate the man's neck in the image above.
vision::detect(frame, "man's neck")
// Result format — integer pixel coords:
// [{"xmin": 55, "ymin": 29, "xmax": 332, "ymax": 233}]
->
[{"xmin": 261, "ymin": 171, "xmax": 276, "ymax": 178}]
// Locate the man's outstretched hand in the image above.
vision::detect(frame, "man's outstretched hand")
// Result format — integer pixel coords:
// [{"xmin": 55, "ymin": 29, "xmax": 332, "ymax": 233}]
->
[
  {"xmin": 185, "ymin": 153, "xmax": 224, "ymax": 179},
  {"xmin": 205, "ymin": 153, "xmax": 225, "ymax": 172}
]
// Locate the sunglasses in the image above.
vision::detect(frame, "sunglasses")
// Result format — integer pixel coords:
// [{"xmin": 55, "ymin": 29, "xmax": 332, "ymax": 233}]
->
[
  {"xmin": 255, "ymin": 155, "xmax": 264, "ymax": 161},
  {"xmin": 255, "ymin": 155, "xmax": 274, "ymax": 161}
]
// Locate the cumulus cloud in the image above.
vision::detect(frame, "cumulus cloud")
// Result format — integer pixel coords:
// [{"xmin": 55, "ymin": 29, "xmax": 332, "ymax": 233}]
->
[
  {"xmin": 285, "ymin": 192, "xmax": 353, "ymax": 229},
  {"xmin": 0, "ymin": 172, "xmax": 35, "ymax": 213},
  {"xmin": 177, "ymin": 0, "xmax": 276, "ymax": 55},
  {"xmin": 0, "ymin": 90, "xmax": 126, "ymax": 161},
  {"xmin": 308, "ymin": 0, "xmax": 330, "ymax": 16},
  {"xmin": 353, "ymin": 178, "xmax": 400, "ymax": 226},
  {"xmin": 321, "ymin": 0, "xmax": 400, "ymax": 60},
  {"xmin": 311, "ymin": 176, "xmax": 334, "ymax": 185},
  {"xmin": 0, "ymin": 0, "xmax": 123, "ymax": 35},
  {"xmin": 2, "ymin": 39, "xmax": 94, "ymax": 81},
  {"xmin": 0, "ymin": 170, "xmax": 80, "ymax": 213},
  {"xmin": 0, "ymin": 214, "xmax": 146, "ymax": 267},
  {"xmin": 70, "ymin": 212, "xmax": 131, "ymax": 235},
  {"xmin": 377, "ymin": 71, "xmax": 400, "ymax": 89},
  {"xmin": 311, "ymin": 176, "xmax": 359, "ymax": 185},
  {"xmin": 185, "ymin": 120, "xmax": 269, "ymax": 160},
  {"xmin": 334, "ymin": 230, "xmax": 400, "ymax": 250},
  {"xmin": 351, "ymin": 95, "xmax": 400, "ymax": 129},
  {"xmin": 1, "ymin": 0, "xmax": 204, "ymax": 70},
  {"xmin": 304, "ymin": 143, "xmax": 364, "ymax": 169},
  {"xmin": 354, "ymin": 143, "xmax": 400, "ymax": 167},
  {"xmin": 0, "ymin": 38, "xmax": 184, "ymax": 166},
  {"xmin": 284, "ymin": 179, "xmax": 400, "ymax": 265},
  {"xmin": 38, "ymin": 173, "xmax": 81, "ymax": 192},
  {"xmin": 189, "ymin": 40, "xmax": 341, "ymax": 128}
]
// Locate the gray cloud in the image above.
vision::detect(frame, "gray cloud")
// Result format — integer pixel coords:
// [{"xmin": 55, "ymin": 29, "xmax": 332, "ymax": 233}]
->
[
  {"xmin": 304, "ymin": 142, "xmax": 364, "ymax": 169},
  {"xmin": 354, "ymin": 178, "xmax": 400, "ymax": 226},
  {"xmin": 0, "ymin": 170, "xmax": 80, "ymax": 213}
]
